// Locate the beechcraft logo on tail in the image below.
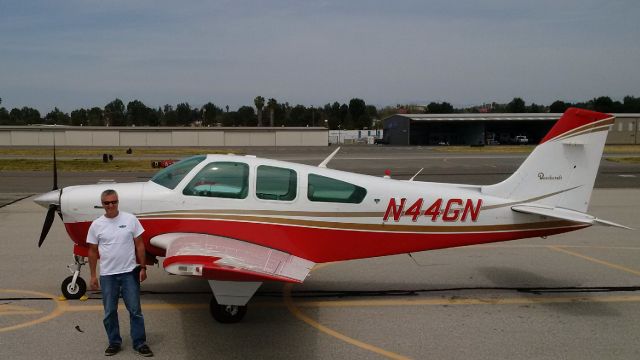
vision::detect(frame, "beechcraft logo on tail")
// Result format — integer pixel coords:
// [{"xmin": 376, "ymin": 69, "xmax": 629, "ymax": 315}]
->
[{"xmin": 538, "ymin": 172, "xmax": 563, "ymax": 180}]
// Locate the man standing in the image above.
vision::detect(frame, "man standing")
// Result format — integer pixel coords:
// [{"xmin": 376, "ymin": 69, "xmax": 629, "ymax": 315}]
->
[{"xmin": 88, "ymin": 189, "xmax": 153, "ymax": 357}]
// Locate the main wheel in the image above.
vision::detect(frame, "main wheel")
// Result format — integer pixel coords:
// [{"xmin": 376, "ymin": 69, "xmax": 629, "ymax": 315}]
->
[
  {"xmin": 61, "ymin": 276, "xmax": 86, "ymax": 299},
  {"xmin": 209, "ymin": 297, "xmax": 247, "ymax": 323}
]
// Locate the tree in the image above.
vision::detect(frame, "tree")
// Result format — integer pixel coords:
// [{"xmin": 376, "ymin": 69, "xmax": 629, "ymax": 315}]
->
[
  {"xmin": 348, "ymin": 98, "xmax": 371, "ymax": 129},
  {"xmin": 506, "ymin": 97, "xmax": 526, "ymax": 113},
  {"xmin": 45, "ymin": 107, "xmax": 70, "ymax": 125},
  {"xmin": 254, "ymin": 96, "xmax": 265, "ymax": 126},
  {"xmin": 87, "ymin": 107, "xmax": 104, "ymax": 126},
  {"xmin": 126, "ymin": 100, "xmax": 151, "ymax": 126},
  {"xmin": 623, "ymin": 96, "xmax": 640, "ymax": 113},
  {"xmin": 104, "ymin": 99, "xmax": 125, "ymax": 126},
  {"xmin": 202, "ymin": 102, "xmax": 222, "ymax": 126},
  {"xmin": 70, "ymin": 108, "xmax": 88, "ymax": 126},
  {"xmin": 323, "ymin": 102, "xmax": 343, "ymax": 130},
  {"xmin": 589, "ymin": 96, "xmax": 616, "ymax": 112},
  {"xmin": 175, "ymin": 103, "xmax": 193, "ymax": 126},
  {"xmin": 163, "ymin": 105, "xmax": 177, "ymax": 126},
  {"xmin": 0, "ymin": 107, "xmax": 10, "ymax": 125},
  {"xmin": 20, "ymin": 107, "xmax": 42, "ymax": 124},
  {"xmin": 426, "ymin": 102, "xmax": 454, "ymax": 114},
  {"xmin": 267, "ymin": 98, "xmax": 278, "ymax": 127},
  {"xmin": 289, "ymin": 105, "xmax": 308, "ymax": 127},
  {"xmin": 233, "ymin": 106, "xmax": 257, "ymax": 126},
  {"xmin": 527, "ymin": 103, "xmax": 545, "ymax": 113},
  {"xmin": 9, "ymin": 108, "xmax": 23, "ymax": 125},
  {"xmin": 148, "ymin": 108, "xmax": 161, "ymax": 126},
  {"xmin": 549, "ymin": 100, "xmax": 570, "ymax": 113}
]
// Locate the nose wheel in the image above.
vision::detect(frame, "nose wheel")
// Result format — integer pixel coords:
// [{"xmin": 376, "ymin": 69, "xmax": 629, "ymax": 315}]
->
[
  {"xmin": 209, "ymin": 297, "xmax": 247, "ymax": 323},
  {"xmin": 60, "ymin": 255, "xmax": 88, "ymax": 299},
  {"xmin": 61, "ymin": 276, "xmax": 86, "ymax": 299}
]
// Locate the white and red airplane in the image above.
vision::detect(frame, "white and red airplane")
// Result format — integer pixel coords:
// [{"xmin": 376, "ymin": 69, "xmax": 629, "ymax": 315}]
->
[{"xmin": 34, "ymin": 108, "xmax": 630, "ymax": 323}]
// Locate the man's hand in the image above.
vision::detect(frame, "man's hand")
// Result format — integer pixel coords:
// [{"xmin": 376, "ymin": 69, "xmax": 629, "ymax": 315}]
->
[
  {"xmin": 139, "ymin": 268, "xmax": 147, "ymax": 283},
  {"xmin": 90, "ymin": 276, "xmax": 100, "ymax": 291}
]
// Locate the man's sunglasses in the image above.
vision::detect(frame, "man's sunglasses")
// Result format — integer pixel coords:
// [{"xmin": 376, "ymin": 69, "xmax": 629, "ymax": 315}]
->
[{"xmin": 102, "ymin": 200, "xmax": 119, "ymax": 206}]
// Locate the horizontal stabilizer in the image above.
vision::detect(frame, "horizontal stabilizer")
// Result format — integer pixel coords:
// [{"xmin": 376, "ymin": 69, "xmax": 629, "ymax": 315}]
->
[{"xmin": 512, "ymin": 204, "xmax": 633, "ymax": 230}]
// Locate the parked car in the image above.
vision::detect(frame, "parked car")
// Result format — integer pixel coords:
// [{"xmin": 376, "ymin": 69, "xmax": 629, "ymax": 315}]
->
[
  {"xmin": 514, "ymin": 135, "xmax": 528, "ymax": 144},
  {"xmin": 374, "ymin": 138, "xmax": 388, "ymax": 145}
]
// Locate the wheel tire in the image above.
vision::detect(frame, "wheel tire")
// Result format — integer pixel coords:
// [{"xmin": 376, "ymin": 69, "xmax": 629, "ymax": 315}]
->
[
  {"xmin": 209, "ymin": 297, "xmax": 247, "ymax": 323},
  {"xmin": 61, "ymin": 276, "xmax": 86, "ymax": 300}
]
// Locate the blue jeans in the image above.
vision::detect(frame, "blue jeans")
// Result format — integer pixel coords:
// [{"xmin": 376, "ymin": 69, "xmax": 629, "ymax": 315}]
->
[{"xmin": 100, "ymin": 267, "xmax": 147, "ymax": 349}]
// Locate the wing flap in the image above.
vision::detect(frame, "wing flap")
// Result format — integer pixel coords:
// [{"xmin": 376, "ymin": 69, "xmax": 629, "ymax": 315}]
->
[
  {"xmin": 512, "ymin": 204, "xmax": 632, "ymax": 230},
  {"xmin": 151, "ymin": 233, "xmax": 316, "ymax": 283}
]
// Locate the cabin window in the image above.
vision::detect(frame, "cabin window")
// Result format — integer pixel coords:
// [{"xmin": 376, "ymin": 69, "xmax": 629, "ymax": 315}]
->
[
  {"xmin": 256, "ymin": 165, "xmax": 297, "ymax": 201},
  {"xmin": 151, "ymin": 155, "xmax": 205, "ymax": 190},
  {"xmin": 183, "ymin": 162, "xmax": 249, "ymax": 199},
  {"xmin": 307, "ymin": 174, "xmax": 367, "ymax": 203}
]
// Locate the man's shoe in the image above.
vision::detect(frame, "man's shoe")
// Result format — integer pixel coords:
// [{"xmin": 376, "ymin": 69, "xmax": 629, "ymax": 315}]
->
[
  {"xmin": 135, "ymin": 344, "xmax": 154, "ymax": 357},
  {"xmin": 105, "ymin": 344, "xmax": 121, "ymax": 356}
]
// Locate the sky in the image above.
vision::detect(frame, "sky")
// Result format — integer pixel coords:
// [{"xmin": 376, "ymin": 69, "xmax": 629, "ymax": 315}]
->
[{"xmin": 1, "ymin": 0, "xmax": 639, "ymax": 114}]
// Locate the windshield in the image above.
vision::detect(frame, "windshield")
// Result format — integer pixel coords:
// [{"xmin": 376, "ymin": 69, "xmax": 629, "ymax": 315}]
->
[{"xmin": 150, "ymin": 155, "xmax": 206, "ymax": 189}]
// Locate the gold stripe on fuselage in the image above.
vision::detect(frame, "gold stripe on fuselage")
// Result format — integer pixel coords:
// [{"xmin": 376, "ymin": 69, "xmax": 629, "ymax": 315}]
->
[{"xmin": 137, "ymin": 212, "xmax": 583, "ymax": 234}]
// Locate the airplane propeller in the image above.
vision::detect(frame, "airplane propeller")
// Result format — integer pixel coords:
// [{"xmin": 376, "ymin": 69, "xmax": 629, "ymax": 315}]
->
[
  {"xmin": 36, "ymin": 137, "xmax": 62, "ymax": 247},
  {"xmin": 38, "ymin": 203, "xmax": 59, "ymax": 247}
]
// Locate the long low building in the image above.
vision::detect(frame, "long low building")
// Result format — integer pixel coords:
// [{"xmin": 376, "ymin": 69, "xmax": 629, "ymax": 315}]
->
[
  {"xmin": 0, "ymin": 126, "xmax": 328, "ymax": 147},
  {"xmin": 382, "ymin": 113, "xmax": 640, "ymax": 145}
]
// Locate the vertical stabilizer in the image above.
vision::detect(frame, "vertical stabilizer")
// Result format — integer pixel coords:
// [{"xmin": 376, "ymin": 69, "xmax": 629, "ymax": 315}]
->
[{"xmin": 482, "ymin": 108, "xmax": 614, "ymax": 212}]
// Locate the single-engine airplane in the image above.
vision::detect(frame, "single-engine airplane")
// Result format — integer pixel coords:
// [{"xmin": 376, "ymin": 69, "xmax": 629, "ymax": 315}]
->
[{"xmin": 34, "ymin": 108, "xmax": 631, "ymax": 323}]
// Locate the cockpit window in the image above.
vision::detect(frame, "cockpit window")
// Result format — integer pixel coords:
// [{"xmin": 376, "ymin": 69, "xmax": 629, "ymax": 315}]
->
[
  {"xmin": 307, "ymin": 174, "xmax": 367, "ymax": 203},
  {"xmin": 256, "ymin": 165, "xmax": 297, "ymax": 201},
  {"xmin": 183, "ymin": 162, "xmax": 249, "ymax": 199},
  {"xmin": 150, "ymin": 155, "xmax": 205, "ymax": 190}
]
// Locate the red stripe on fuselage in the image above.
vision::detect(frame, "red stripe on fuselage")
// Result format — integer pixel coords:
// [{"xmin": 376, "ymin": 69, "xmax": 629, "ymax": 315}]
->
[{"xmin": 64, "ymin": 218, "xmax": 588, "ymax": 262}]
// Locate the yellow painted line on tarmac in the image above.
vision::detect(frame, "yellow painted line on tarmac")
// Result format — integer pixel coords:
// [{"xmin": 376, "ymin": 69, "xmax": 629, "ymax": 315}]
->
[
  {"xmin": 292, "ymin": 294, "xmax": 640, "ymax": 308},
  {"xmin": 0, "ymin": 304, "xmax": 43, "ymax": 316},
  {"xmin": 0, "ymin": 289, "xmax": 67, "ymax": 333},
  {"xmin": 548, "ymin": 246, "xmax": 640, "ymax": 277},
  {"xmin": 64, "ymin": 303, "xmax": 208, "ymax": 312},
  {"xmin": 283, "ymin": 264, "xmax": 412, "ymax": 360}
]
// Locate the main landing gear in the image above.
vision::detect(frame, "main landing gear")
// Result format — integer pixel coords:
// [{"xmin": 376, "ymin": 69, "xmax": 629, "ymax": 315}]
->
[
  {"xmin": 209, "ymin": 297, "xmax": 247, "ymax": 323},
  {"xmin": 61, "ymin": 255, "xmax": 87, "ymax": 299},
  {"xmin": 207, "ymin": 280, "xmax": 259, "ymax": 323}
]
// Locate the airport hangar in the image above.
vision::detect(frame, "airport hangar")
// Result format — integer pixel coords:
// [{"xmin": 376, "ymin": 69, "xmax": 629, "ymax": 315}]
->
[{"xmin": 382, "ymin": 113, "xmax": 640, "ymax": 146}]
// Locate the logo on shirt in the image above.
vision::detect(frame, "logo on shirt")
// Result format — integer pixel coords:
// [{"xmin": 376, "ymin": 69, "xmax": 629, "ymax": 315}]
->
[{"xmin": 119, "ymin": 225, "xmax": 126, "ymax": 228}]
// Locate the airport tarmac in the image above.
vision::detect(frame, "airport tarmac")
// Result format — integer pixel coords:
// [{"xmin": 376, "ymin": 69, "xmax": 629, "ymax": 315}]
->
[
  {"xmin": 1, "ymin": 149, "xmax": 640, "ymax": 359},
  {"xmin": 1, "ymin": 146, "xmax": 639, "ymax": 196}
]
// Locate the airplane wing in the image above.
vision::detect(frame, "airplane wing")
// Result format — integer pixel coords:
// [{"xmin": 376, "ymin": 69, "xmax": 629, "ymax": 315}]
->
[
  {"xmin": 150, "ymin": 233, "xmax": 316, "ymax": 283},
  {"xmin": 511, "ymin": 204, "xmax": 633, "ymax": 230}
]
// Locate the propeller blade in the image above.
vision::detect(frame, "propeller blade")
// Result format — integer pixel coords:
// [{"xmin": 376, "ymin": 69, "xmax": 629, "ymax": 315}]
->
[
  {"xmin": 52, "ymin": 136, "xmax": 58, "ymax": 190},
  {"xmin": 38, "ymin": 204, "xmax": 57, "ymax": 248}
]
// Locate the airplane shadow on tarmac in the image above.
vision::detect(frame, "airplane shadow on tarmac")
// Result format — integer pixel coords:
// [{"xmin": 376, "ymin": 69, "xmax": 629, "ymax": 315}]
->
[{"xmin": 479, "ymin": 266, "xmax": 621, "ymax": 317}]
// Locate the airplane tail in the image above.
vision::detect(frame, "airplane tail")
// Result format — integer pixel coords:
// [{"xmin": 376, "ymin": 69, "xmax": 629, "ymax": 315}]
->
[{"xmin": 482, "ymin": 108, "xmax": 614, "ymax": 213}]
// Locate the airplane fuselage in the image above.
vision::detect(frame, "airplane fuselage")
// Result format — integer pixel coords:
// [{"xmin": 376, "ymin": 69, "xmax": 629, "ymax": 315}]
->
[{"xmin": 57, "ymin": 155, "xmax": 587, "ymax": 263}]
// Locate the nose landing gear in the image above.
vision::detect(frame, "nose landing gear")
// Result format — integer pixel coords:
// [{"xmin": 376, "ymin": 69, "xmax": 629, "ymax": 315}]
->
[{"xmin": 61, "ymin": 255, "xmax": 87, "ymax": 299}]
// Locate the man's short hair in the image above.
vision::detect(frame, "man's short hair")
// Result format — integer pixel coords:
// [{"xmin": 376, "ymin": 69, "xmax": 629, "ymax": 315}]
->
[{"xmin": 101, "ymin": 189, "xmax": 118, "ymax": 200}]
